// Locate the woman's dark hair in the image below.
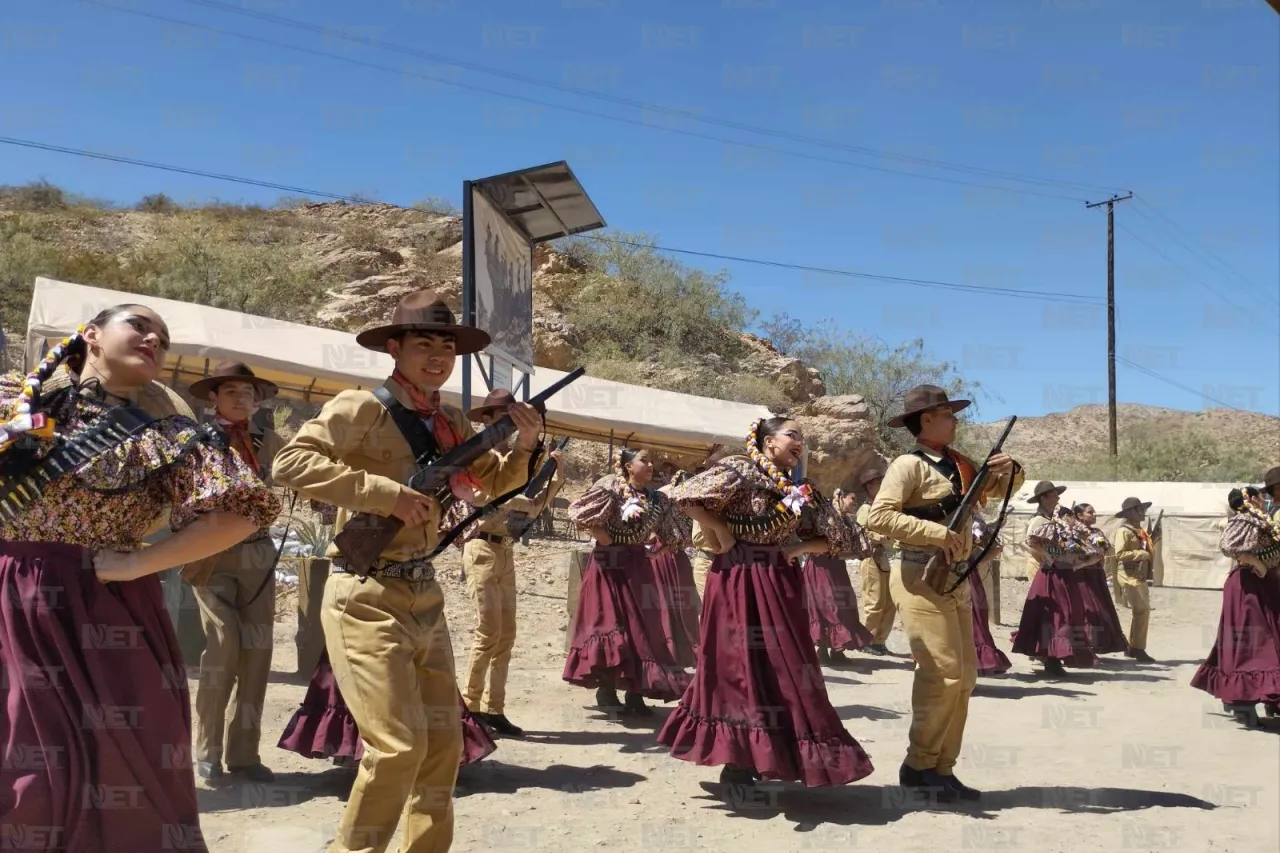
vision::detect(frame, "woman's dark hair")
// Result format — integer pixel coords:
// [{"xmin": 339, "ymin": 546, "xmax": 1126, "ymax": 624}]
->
[
  {"xmin": 1228, "ymin": 486, "xmax": 1260, "ymax": 512},
  {"xmin": 1072, "ymin": 503, "xmax": 1093, "ymax": 515},
  {"xmin": 752, "ymin": 416, "xmax": 793, "ymax": 451},
  {"xmin": 616, "ymin": 447, "xmax": 641, "ymax": 478}
]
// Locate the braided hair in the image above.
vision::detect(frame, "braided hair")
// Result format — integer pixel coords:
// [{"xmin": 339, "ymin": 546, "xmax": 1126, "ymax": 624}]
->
[{"xmin": 0, "ymin": 304, "xmax": 148, "ymax": 466}]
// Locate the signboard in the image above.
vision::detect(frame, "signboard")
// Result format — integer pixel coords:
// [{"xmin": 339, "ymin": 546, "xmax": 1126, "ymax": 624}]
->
[
  {"xmin": 490, "ymin": 357, "xmax": 513, "ymax": 392},
  {"xmin": 471, "ymin": 187, "xmax": 534, "ymax": 374}
]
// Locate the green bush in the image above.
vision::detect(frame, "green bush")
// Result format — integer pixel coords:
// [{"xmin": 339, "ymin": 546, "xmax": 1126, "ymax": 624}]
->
[
  {"xmin": 136, "ymin": 193, "xmax": 181, "ymax": 213},
  {"xmin": 1038, "ymin": 424, "xmax": 1266, "ymax": 483}
]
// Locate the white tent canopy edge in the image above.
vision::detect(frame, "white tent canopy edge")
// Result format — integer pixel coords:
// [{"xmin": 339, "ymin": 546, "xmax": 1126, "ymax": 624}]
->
[{"xmin": 24, "ymin": 278, "xmax": 773, "ymax": 457}]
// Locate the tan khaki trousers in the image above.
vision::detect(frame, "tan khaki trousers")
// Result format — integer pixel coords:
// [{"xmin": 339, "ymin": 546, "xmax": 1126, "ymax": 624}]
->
[
  {"xmin": 692, "ymin": 552, "xmax": 713, "ymax": 600},
  {"xmin": 1118, "ymin": 568, "xmax": 1152, "ymax": 651},
  {"xmin": 323, "ymin": 574, "xmax": 461, "ymax": 853},
  {"xmin": 295, "ymin": 556, "xmax": 331, "ymax": 677},
  {"xmin": 193, "ymin": 538, "xmax": 277, "ymax": 768},
  {"xmin": 462, "ymin": 538, "xmax": 517, "ymax": 715},
  {"xmin": 889, "ymin": 556, "xmax": 977, "ymax": 775},
  {"xmin": 859, "ymin": 558, "xmax": 896, "ymax": 644}
]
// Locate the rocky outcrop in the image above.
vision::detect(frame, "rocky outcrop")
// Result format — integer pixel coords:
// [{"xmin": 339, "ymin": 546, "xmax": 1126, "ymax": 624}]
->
[
  {"xmin": 788, "ymin": 395, "xmax": 884, "ymax": 495},
  {"xmin": 532, "ymin": 315, "xmax": 581, "ymax": 371},
  {"xmin": 737, "ymin": 333, "xmax": 826, "ymax": 404}
]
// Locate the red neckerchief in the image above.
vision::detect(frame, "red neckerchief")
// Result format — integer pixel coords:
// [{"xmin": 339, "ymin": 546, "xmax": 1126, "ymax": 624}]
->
[
  {"xmin": 214, "ymin": 416, "xmax": 258, "ymax": 471},
  {"xmin": 918, "ymin": 438, "xmax": 983, "ymax": 506},
  {"xmin": 391, "ymin": 369, "xmax": 484, "ymax": 499}
]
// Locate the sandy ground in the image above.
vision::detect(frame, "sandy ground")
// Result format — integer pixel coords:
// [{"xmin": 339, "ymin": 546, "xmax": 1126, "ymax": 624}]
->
[{"xmin": 193, "ymin": 540, "xmax": 1280, "ymax": 853}]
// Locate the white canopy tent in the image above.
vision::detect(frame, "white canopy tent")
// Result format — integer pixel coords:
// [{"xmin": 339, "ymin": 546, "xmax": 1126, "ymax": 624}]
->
[
  {"xmin": 25, "ymin": 278, "xmax": 773, "ymax": 457},
  {"xmin": 997, "ymin": 480, "xmax": 1242, "ymax": 590}
]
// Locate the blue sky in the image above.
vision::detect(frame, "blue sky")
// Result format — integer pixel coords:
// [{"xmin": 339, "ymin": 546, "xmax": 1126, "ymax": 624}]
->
[{"xmin": 2, "ymin": 0, "xmax": 1277, "ymax": 420}]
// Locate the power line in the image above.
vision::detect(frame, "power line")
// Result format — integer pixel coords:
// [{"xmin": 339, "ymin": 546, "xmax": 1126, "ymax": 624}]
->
[
  {"xmin": 0, "ymin": 135, "xmax": 1101, "ymax": 307},
  {"xmin": 1115, "ymin": 355, "xmax": 1251, "ymax": 413},
  {"xmin": 583, "ymin": 236, "xmax": 1100, "ymax": 304},
  {"xmin": 72, "ymin": 0, "xmax": 1090, "ymax": 203},
  {"xmin": 177, "ymin": 0, "xmax": 1124, "ymax": 198},
  {"xmin": 1113, "ymin": 220, "xmax": 1244, "ymax": 310},
  {"xmin": 1131, "ymin": 196, "xmax": 1278, "ymax": 309}
]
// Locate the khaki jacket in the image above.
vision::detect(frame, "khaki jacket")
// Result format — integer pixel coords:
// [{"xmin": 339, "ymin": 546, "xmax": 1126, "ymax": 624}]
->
[
  {"xmin": 866, "ymin": 442, "xmax": 1024, "ymax": 562},
  {"xmin": 1113, "ymin": 522, "xmax": 1151, "ymax": 585},
  {"xmin": 855, "ymin": 501, "xmax": 891, "ymax": 573},
  {"xmin": 271, "ymin": 378, "xmax": 532, "ymax": 563},
  {"xmin": 469, "ymin": 463, "xmax": 565, "ymax": 540},
  {"xmin": 1023, "ymin": 513, "xmax": 1053, "ymax": 576},
  {"xmin": 182, "ymin": 423, "xmax": 285, "ymax": 586}
]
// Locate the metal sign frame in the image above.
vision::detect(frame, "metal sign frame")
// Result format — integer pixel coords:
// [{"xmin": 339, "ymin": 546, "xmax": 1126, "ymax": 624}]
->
[{"xmin": 460, "ymin": 160, "xmax": 606, "ymax": 411}]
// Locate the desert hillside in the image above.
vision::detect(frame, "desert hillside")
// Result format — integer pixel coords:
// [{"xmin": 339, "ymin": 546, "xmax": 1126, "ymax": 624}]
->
[{"xmin": 2, "ymin": 181, "xmax": 1274, "ymax": 484}]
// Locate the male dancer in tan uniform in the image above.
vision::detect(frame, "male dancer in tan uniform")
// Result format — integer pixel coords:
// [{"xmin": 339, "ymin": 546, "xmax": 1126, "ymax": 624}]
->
[
  {"xmin": 273, "ymin": 290, "xmax": 543, "ymax": 853},
  {"xmin": 867, "ymin": 384, "xmax": 1023, "ymax": 802},
  {"xmin": 856, "ymin": 466, "xmax": 896, "ymax": 655},
  {"xmin": 460, "ymin": 388, "xmax": 564, "ymax": 738},
  {"xmin": 1264, "ymin": 467, "xmax": 1280, "ymax": 525},
  {"xmin": 1112, "ymin": 496, "xmax": 1156, "ymax": 663},
  {"xmin": 184, "ymin": 362, "xmax": 284, "ymax": 783}
]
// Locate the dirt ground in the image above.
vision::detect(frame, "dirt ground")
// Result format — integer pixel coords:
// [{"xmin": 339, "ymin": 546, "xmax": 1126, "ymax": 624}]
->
[{"xmin": 194, "ymin": 540, "xmax": 1280, "ymax": 853}]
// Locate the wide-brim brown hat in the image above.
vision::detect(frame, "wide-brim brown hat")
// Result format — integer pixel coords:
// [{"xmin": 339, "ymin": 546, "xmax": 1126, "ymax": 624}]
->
[
  {"xmin": 887, "ymin": 384, "xmax": 971, "ymax": 428},
  {"xmin": 1027, "ymin": 480, "xmax": 1067, "ymax": 504},
  {"xmin": 1114, "ymin": 496, "xmax": 1152, "ymax": 518},
  {"xmin": 355, "ymin": 290, "xmax": 491, "ymax": 355},
  {"xmin": 1264, "ymin": 466, "xmax": 1280, "ymax": 490},
  {"xmin": 467, "ymin": 388, "xmax": 517, "ymax": 421},
  {"xmin": 188, "ymin": 362, "xmax": 278, "ymax": 400}
]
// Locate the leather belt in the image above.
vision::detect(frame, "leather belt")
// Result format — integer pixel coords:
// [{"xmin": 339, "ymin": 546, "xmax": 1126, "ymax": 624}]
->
[
  {"xmin": 332, "ymin": 556, "xmax": 436, "ymax": 583},
  {"xmin": 898, "ymin": 546, "xmax": 936, "ymax": 564},
  {"xmin": 474, "ymin": 532, "xmax": 508, "ymax": 545}
]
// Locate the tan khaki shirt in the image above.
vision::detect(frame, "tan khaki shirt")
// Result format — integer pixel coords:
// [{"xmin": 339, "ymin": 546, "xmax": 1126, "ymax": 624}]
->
[
  {"xmin": 866, "ymin": 442, "xmax": 1025, "ymax": 561},
  {"xmin": 469, "ymin": 463, "xmax": 565, "ymax": 539},
  {"xmin": 855, "ymin": 501, "xmax": 891, "ymax": 572},
  {"xmin": 1023, "ymin": 513, "xmax": 1053, "ymax": 576},
  {"xmin": 1113, "ymin": 523, "xmax": 1151, "ymax": 571},
  {"xmin": 181, "ymin": 424, "xmax": 285, "ymax": 585},
  {"xmin": 271, "ymin": 377, "xmax": 532, "ymax": 563}
]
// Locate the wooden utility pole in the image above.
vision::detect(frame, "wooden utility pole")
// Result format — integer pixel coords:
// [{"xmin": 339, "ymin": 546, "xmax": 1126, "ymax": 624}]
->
[{"xmin": 1085, "ymin": 192, "xmax": 1132, "ymax": 458}]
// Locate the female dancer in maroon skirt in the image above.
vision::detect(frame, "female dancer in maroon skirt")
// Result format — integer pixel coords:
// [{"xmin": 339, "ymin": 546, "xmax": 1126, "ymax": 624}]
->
[
  {"xmin": 654, "ymin": 471, "xmax": 700, "ymax": 668},
  {"xmin": 1191, "ymin": 487, "xmax": 1280, "ymax": 729},
  {"xmin": 804, "ymin": 489, "xmax": 874, "ymax": 663},
  {"xmin": 0, "ymin": 304, "xmax": 281, "ymax": 852},
  {"xmin": 658, "ymin": 417, "xmax": 875, "ymax": 791},
  {"xmin": 1012, "ymin": 483, "xmax": 1105, "ymax": 675},
  {"xmin": 278, "ymin": 650, "xmax": 496, "ymax": 768},
  {"xmin": 564, "ymin": 448, "xmax": 692, "ymax": 716},
  {"xmin": 1067, "ymin": 503, "xmax": 1129, "ymax": 657},
  {"xmin": 968, "ymin": 516, "xmax": 1012, "ymax": 676}
]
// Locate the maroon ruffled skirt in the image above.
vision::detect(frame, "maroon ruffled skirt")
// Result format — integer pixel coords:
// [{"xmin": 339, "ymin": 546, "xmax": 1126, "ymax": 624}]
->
[
  {"xmin": 648, "ymin": 549, "xmax": 700, "ymax": 668},
  {"xmin": 1078, "ymin": 565, "xmax": 1129, "ymax": 654},
  {"xmin": 967, "ymin": 569, "xmax": 1011, "ymax": 675},
  {"xmin": 0, "ymin": 541, "xmax": 206, "ymax": 852},
  {"xmin": 802, "ymin": 554, "xmax": 873, "ymax": 652},
  {"xmin": 277, "ymin": 649, "xmax": 496, "ymax": 766},
  {"xmin": 658, "ymin": 544, "xmax": 875, "ymax": 787},
  {"xmin": 1011, "ymin": 565, "xmax": 1098, "ymax": 668},
  {"xmin": 563, "ymin": 544, "xmax": 692, "ymax": 701},
  {"xmin": 1191, "ymin": 566, "xmax": 1280, "ymax": 705}
]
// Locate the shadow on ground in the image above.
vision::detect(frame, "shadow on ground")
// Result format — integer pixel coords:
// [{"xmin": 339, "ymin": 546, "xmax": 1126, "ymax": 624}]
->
[
  {"xmin": 692, "ymin": 782, "xmax": 1218, "ymax": 829},
  {"xmin": 456, "ymin": 761, "xmax": 646, "ymax": 797}
]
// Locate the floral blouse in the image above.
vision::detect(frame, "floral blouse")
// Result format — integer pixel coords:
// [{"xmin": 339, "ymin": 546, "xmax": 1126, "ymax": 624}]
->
[
  {"xmin": 665, "ymin": 455, "xmax": 869, "ymax": 556},
  {"xmin": 0, "ymin": 373, "xmax": 281, "ymax": 551},
  {"xmin": 657, "ymin": 482, "xmax": 694, "ymax": 549},
  {"xmin": 1221, "ymin": 510, "xmax": 1280, "ymax": 571},
  {"xmin": 966, "ymin": 515, "xmax": 1004, "ymax": 569},
  {"xmin": 569, "ymin": 474, "xmax": 688, "ymax": 548},
  {"xmin": 1026, "ymin": 509, "xmax": 1106, "ymax": 569}
]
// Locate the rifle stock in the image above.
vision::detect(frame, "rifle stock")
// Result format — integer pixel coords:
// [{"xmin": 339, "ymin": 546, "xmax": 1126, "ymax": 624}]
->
[
  {"xmin": 921, "ymin": 416, "xmax": 1018, "ymax": 595},
  {"xmin": 332, "ymin": 367, "xmax": 586, "ymax": 576},
  {"xmin": 505, "ymin": 436, "xmax": 570, "ymax": 540}
]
